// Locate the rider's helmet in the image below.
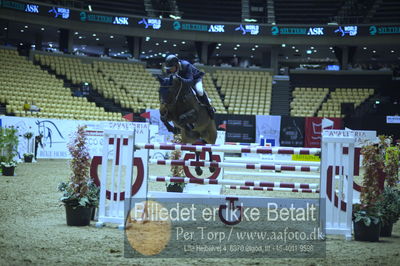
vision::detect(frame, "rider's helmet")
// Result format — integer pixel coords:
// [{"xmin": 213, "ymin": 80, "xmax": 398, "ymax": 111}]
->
[{"xmin": 165, "ymin": 54, "xmax": 179, "ymax": 71}]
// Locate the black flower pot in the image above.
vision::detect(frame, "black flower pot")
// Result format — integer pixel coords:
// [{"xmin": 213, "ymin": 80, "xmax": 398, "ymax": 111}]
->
[
  {"xmin": 24, "ymin": 155, "xmax": 33, "ymax": 163},
  {"xmin": 380, "ymin": 222, "xmax": 393, "ymax": 237},
  {"xmin": 2, "ymin": 166, "xmax": 15, "ymax": 176},
  {"xmin": 167, "ymin": 183, "xmax": 184, "ymax": 192},
  {"xmin": 65, "ymin": 205, "xmax": 93, "ymax": 226},
  {"xmin": 354, "ymin": 220, "xmax": 381, "ymax": 242}
]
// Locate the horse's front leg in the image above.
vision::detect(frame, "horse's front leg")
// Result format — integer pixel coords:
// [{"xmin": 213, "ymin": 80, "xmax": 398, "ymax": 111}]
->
[{"xmin": 194, "ymin": 151, "xmax": 203, "ymax": 176}]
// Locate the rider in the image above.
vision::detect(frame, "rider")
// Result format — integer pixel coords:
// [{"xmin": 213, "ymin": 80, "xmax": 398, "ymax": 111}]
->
[{"xmin": 164, "ymin": 54, "xmax": 215, "ymax": 119}]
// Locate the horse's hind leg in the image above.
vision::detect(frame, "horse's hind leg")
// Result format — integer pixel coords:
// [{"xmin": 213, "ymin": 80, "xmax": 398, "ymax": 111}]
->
[
  {"xmin": 195, "ymin": 151, "xmax": 203, "ymax": 176},
  {"xmin": 204, "ymin": 123, "xmax": 217, "ymax": 173},
  {"xmin": 208, "ymin": 150, "xmax": 216, "ymax": 173}
]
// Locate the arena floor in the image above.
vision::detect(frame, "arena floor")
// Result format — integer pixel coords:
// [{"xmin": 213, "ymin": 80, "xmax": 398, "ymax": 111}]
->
[{"xmin": 0, "ymin": 159, "xmax": 399, "ymax": 265}]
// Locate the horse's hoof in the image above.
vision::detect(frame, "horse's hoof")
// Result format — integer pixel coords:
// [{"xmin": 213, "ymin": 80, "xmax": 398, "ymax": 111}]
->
[
  {"xmin": 209, "ymin": 167, "xmax": 216, "ymax": 173},
  {"xmin": 195, "ymin": 167, "xmax": 203, "ymax": 176}
]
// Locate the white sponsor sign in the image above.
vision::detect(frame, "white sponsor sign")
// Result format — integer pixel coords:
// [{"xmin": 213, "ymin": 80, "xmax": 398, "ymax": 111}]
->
[
  {"xmin": 387, "ymin": 116, "xmax": 400, "ymax": 124},
  {"xmin": 323, "ymin": 129, "xmax": 377, "ymax": 147},
  {"xmin": 0, "ymin": 116, "xmax": 142, "ymax": 159}
]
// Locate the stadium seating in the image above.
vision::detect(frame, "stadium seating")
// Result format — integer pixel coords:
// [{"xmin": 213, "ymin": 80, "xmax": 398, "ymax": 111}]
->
[
  {"xmin": 35, "ymin": 53, "xmax": 160, "ymax": 113},
  {"xmin": 371, "ymin": 0, "xmax": 400, "ymax": 23},
  {"xmin": 317, "ymin": 88, "xmax": 374, "ymax": 118},
  {"xmin": 200, "ymin": 71, "xmax": 228, "ymax": 114},
  {"xmin": 290, "ymin": 87, "xmax": 329, "ymax": 117},
  {"xmin": 177, "ymin": 0, "xmax": 241, "ymax": 22},
  {"xmin": 213, "ymin": 69, "xmax": 272, "ymax": 115},
  {"xmin": 0, "ymin": 48, "xmax": 124, "ymax": 121},
  {"xmin": 274, "ymin": 0, "xmax": 344, "ymax": 24}
]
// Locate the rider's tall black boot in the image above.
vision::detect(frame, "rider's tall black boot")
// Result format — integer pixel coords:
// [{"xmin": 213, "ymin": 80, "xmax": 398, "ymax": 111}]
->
[{"xmin": 199, "ymin": 94, "xmax": 215, "ymax": 119}]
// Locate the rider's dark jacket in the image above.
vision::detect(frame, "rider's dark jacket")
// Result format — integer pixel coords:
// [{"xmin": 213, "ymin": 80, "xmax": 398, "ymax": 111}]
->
[{"xmin": 176, "ymin": 60, "xmax": 205, "ymax": 86}]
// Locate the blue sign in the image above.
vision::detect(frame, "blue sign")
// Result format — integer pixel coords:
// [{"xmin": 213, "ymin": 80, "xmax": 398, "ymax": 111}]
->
[
  {"xmin": 369, "ymin": 25, "xmax": 400, "ymax": 35},
  {"xmin": 138, "ymin": 18, "xmax": 161, "ymax": 29},
  {"xmin": 172, "ymin": 21, "xmax": 224, "ymax": 33},
  {"xmin": 235, "ymin": 24, "xmax": 260, "ymax": 35},
  {"xmin": 271, "ymin": 26, "xmax": 325, "ymax": 36},
  {"xmin": 48, "ymin": 7, "xmax": 70, "ymax": 19},
  {"xmin": 113, "ymin": 17, "xmax": 129, "ymax": 25},
  {"xmin": 334, "ymin": 26, "xmax": 358, "ymax": 36},
  {"xmin": 326, "ymin": 65, "xmax": 340, "ymax": 71},
  {"xmin": 25, "ymin": 4, "xmax": 39, "ymax": 13},
  {"xmin": 208, "ymin": 24, "xmax": 225, "ymax": 33}
]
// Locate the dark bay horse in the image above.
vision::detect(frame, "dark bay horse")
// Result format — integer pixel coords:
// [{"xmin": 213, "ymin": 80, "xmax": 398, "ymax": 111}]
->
[{"xmin": 158, "ymin": 75, "xmax": 217, "ymax": 175}]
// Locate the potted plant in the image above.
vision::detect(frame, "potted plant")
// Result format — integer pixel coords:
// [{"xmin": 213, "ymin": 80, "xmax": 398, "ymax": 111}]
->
[
  {"xmin": 376, "ymin": 187, "xmax": 400, "ymax": 237},
  {"xmin": 0, "ymin": 127, "xmax": 19, "ymax": 176},
  {"xmin": 378, "ymin": 143, "xmax": 400, "ymax": 236},
  {"xmin": 166, "ymin": 134, "xmax": 185, "ymax": 192},
  {"xmin": 23, "ymin": 132, "xmax": 34, "ymax": 163},
  {"xmin": 352, "ymin": 140, "xmax": 385, "ymax": 241},
  {"xmin": 58, "ymin": 125, "xmax": 99, "ymax": 226}
]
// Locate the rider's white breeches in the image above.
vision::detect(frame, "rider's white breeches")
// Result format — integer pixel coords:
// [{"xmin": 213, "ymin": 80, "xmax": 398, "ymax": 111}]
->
[
  {"xmin": 195, "ymin": 81, "xmax": 204, "ymax": 96},
  {"xmin": 195, "ymin": 81, "xmax": 212, "ymax": 102}
]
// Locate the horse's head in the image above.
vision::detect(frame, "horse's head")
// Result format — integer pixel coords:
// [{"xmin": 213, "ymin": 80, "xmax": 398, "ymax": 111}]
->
[{"xmin": 157, "ymin": 75, "xmax": 182, "ymax": 104}]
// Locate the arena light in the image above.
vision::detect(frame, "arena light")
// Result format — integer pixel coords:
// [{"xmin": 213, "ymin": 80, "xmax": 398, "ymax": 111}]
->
[
  {"xmin": 181, "ymin": 41, "xmax": 186, "ymax": 44},
  {"xmin": 4, "ymin": 27, "xmax": 7, "ymax": 30},
  {"xmin": 92, "ymin": 33, "xmax": 96, "ymax": 37},
  {"xmin": 145, "ymin": 37, "xmax": 150, "ymax": 41},
  {"xmin": 173, "ymin": 44, "xmax": 177, "ymax": 47},
  {"xmin": 281, "ymin": 44, "xmax": 286, "ymax": 47},
  {"xmin": 306, "ymin": 50, "xmax": 312, "ymax": 54},
  {"xmin": 169, "ymin": 14, "xmax": 181, "ymax": 20},
  {"xmin": 110, "ymin": 35, "xmax": 114, "ymax": 39},
  {"xmin": 363, "ymin": 47, "xmax": 367, "ymax": 50},
  {"xmin": 20, "ymin": 29, "xmax": 24, "ymax": 32},
  {"xmin": 244, "ymin": 18, "xmax": 257, "ymax": 23},
  {"xmin": 391, "ymin": 50, "xmax": 395, "ymax": 53},
  {"xmin": 88, "ymin": 5, "xmax": 92, "ymax": 12},
  {"xmin": 163, "ymin": 40, "xmax": 167, "ymax": 43},
  {"xmin": 74, "ymin": 32, "xmax": 79, "ymax": 35}
]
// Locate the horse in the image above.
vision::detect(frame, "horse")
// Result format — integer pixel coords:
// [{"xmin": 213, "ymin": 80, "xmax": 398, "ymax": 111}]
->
[{"xmin": 157, "ymin": 74, "xmax": 217, "ymax": 176}]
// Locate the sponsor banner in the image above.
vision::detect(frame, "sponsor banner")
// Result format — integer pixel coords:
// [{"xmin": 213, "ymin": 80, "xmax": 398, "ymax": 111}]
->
[
  {"xmin": 256, "ymin": 115, "xmax": 281, "ymax": 147},
  {"xmin": 386, "ymin": 116, "xmax": 400, "ymax": 124},
  {"xmin": 148, "ymin": 109, "xmax": 174, "ymax": 141},
  {"xmin": 323, "ymin": 129, "xmax": 377, "ymax": 147},
  {"xmin": 214, "ymin": 114, "xmax": 256, "ymax": 143},
  {"xmin": 279, "ymin": 116, "xmax": 305, "ymax": 147},
  {"xmin": 1, "ymin": 116, "xmax": 147, "ymax": 159},
  {"xmin": 292, "ymin": 154, "xmax": 320, "ymax": 162},
  {"xmin": 305, "ymin": 117, "xmax": 342, "ymax": 148}
]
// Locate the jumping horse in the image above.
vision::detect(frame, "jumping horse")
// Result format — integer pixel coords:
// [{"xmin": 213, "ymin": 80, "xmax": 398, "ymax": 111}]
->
[{"xmin": 157, "ymin": 74, "xmax": 217, "ymax": 176}]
